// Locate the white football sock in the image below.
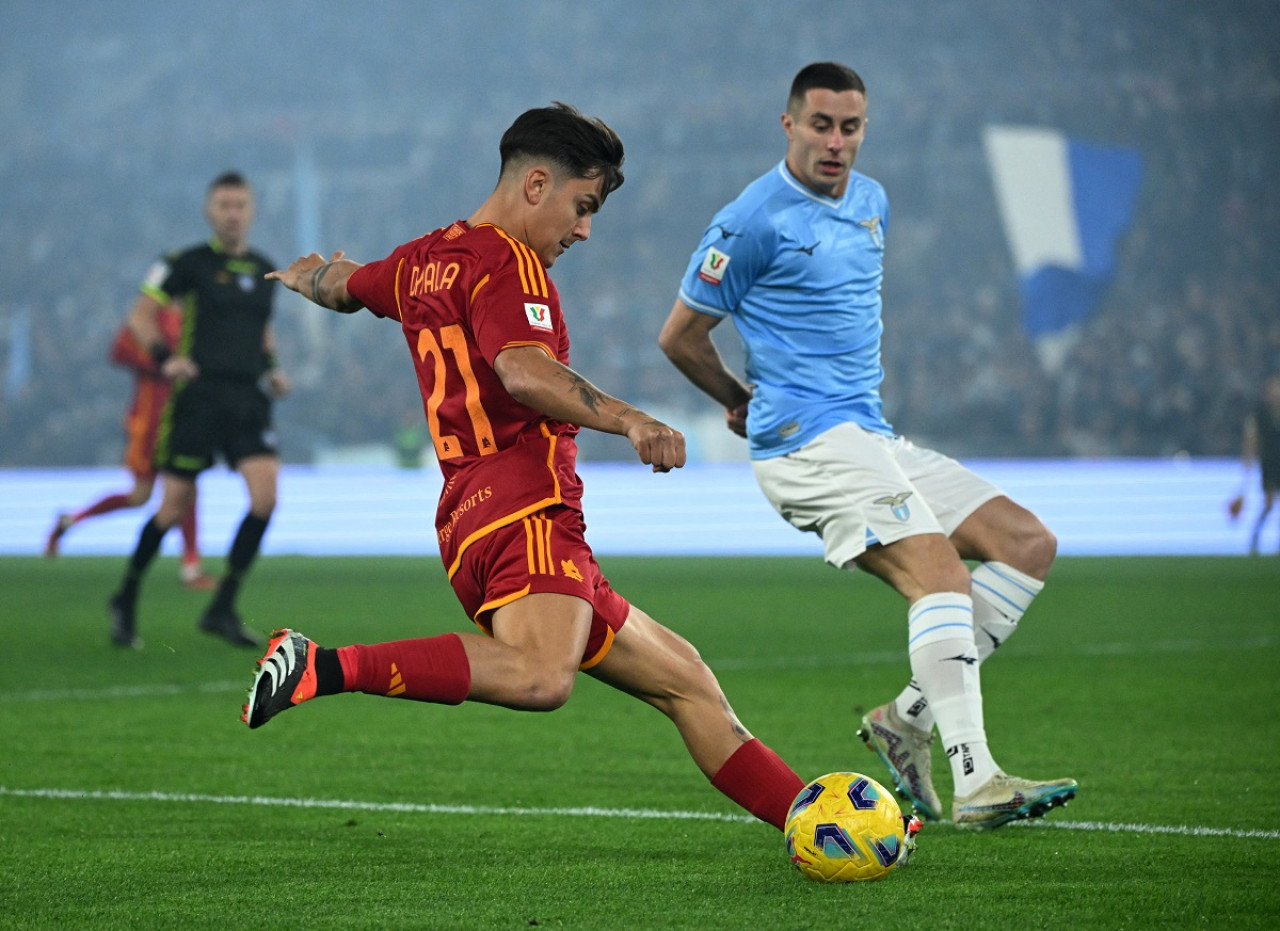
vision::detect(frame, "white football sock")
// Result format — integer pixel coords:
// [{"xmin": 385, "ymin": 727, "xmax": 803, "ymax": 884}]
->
[
  {"xmin": 903, "ymin": 592, "xmax": 997, "ymax": 795},
  {"xmin": 970, "ymin": 561, "xmax": 1042, "ymax": 661},
  {"xmin": 892, "ymin": 561, "xmax": 1043, "ymax": 734}
]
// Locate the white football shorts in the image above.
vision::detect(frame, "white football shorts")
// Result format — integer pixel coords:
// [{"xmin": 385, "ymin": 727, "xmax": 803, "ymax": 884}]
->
[{"xmin": 751, "ymin": 422, "xmax": 1003, "ymax": 568}]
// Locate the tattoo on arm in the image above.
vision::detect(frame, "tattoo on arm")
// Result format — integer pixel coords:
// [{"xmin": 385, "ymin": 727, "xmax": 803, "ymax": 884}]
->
[
  {"xmin": 557, "ymin": 369, "xmax": 608, "ymax": 414},
  {"xmin": 308, "ymin": 263, "xmax": 334, "ymax": 307},
  {"xmin": 615, "ymin": 406, "xmax": 660, "ymax": 429}
]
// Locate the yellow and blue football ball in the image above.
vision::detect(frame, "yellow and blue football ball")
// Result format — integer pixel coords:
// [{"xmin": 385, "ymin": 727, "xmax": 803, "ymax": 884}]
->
[{"xmin": 784, "ymin": 772, "xmax": 918, "ymax": 882}]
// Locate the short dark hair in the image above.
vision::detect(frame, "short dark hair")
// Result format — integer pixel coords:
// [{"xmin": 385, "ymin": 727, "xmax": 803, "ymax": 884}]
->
[
  {"xmin": 788, "ymin": 62, "xmax": 866, "ymax": 114},
  {"xmin": 498, "ymin": 102, "xmax": 625, "ymax": 202},
  {"xmin": 208, "ymin": 170, "xmax": 250, "ymax": 194}
]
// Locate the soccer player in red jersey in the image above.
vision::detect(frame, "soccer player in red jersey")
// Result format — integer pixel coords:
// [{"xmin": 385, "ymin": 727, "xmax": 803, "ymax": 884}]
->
[
  {"xmin": 45, "ymin": 304, "xmax": 214, "ymax": 590},
  {"xmin": 244, "ymin": 103, "xmax": 807, "ymax": 832}
]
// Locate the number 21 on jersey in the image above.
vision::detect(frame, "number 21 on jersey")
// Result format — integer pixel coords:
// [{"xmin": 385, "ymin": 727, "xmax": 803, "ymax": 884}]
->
[{"xmin": 416, "ymin": 324, "xmax": 496, "ymax": 460}]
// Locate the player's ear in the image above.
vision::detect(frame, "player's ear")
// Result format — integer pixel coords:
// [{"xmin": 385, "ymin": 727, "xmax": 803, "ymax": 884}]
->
[{"xmin": 524, "ymin": 166, "xmax": 551, "ymax": 206}]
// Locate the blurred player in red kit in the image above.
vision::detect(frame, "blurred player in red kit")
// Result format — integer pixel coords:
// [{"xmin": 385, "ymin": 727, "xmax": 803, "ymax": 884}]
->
[{"xmin": 45, "ymin": 305, "xmax": 213, "ymax": 590}]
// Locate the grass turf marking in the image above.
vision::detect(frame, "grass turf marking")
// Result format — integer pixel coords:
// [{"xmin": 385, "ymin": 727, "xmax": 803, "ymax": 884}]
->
[{"xmin": 3, "ymin": 786, "xmax": 1277, "ymax": 839}]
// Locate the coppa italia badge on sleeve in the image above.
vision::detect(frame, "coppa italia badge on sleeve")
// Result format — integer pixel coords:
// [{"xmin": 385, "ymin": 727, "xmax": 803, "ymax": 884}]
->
[
  {"xmin": 698, "ymin": 247, "xmax": 730, "ymax": 285},
  {"xmin": 524, "ymin": 303, "xmax": 553, "ymax": 331}
]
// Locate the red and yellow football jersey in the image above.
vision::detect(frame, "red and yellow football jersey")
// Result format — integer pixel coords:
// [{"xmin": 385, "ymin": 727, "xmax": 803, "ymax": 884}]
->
[
  {"xmin": 347, "ymin": 221, "xmax": 584, "ymax": 576},
  {"xmin": 110, "ymin": 304, "xmax": 185, "ymax": 477}
]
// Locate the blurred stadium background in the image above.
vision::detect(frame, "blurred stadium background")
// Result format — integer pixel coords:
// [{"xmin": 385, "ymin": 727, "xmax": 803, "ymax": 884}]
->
[{"xmin": 2, "ymin": 1, "xmax": 1277, "ymax": 555}]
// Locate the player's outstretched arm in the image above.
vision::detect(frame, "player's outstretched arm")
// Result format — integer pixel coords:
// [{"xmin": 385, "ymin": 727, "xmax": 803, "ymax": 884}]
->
[
  {"xmin": 658, "ymin": 298, "xmax": 753, "ymax": 437},
  {"xmin": 494, "ymin": 346, "xmax": 686, "ymax": 473},
  {"xmin": 266, "ymin": 251, "xmax": 364, "ymax": 314}
]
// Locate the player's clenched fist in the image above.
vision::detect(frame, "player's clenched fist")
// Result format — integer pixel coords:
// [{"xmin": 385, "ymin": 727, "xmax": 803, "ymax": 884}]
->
[{"xmin": 628, "ymin": 419, "xmax": 686, "ymax": 473}]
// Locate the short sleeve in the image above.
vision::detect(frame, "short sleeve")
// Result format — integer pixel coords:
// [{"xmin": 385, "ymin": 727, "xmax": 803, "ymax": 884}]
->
[
  {"xmin": 468, "ymin": 268, "xmax": 560, "ymax": 368},
  {"xmin": 348, "ymin": 245, "xmax": 415, "ymax": 321},
  {"xmin": 677, "ymin": 207, "xmax": 773, "ymax": 318},
  {"xmin": 140, "ymin": 251, "xmax": 183, "ymax": 303}
]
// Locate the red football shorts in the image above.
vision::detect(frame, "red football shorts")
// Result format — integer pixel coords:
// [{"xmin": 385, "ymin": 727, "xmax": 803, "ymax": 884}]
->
[{"xmin": 448, "ymin": 505, "xmax": 629, "ymax": 669}]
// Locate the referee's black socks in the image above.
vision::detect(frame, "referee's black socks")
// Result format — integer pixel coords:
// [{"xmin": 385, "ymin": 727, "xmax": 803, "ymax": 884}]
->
[{"xmin": 209, "ymin": 513, "xmax": 270, "ymax": 614}]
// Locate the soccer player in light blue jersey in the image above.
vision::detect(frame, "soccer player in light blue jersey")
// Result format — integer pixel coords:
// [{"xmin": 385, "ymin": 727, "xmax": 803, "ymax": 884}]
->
[{"xmin": 659, "ymin": 62, "xmax": 1077, "ymax": 829}]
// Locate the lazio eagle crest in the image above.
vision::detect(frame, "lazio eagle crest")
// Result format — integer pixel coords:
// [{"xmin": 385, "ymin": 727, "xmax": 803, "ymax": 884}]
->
[
  {"xmin": 874, "ymin": 491, "xmax": 913, "ymax": 521},
  {"xmin": 858, "ymin": 216, "xmax": 883, "ymax": 249}
]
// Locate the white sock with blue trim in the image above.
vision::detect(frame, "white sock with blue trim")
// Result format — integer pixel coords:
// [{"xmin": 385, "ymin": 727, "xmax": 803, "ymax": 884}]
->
[
  {"xmin": 970, "ymin": 561, "xmax": 1042, "ymax": 660},
  {"xmin": 904, "ymin": 592, "xmax": 997, "ymax": 795},
  {"xmin": 892, "ymin": 561, "xmax": 1044, "ymax": 734}
]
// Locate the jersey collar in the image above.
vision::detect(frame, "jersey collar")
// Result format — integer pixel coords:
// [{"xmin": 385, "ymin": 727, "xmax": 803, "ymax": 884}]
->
[{"xmin": 776, "ymin": 160, "xmax": 845, "ymax": 207}]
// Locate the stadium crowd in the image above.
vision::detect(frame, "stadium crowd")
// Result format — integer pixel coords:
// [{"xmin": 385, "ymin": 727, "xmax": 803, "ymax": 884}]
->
[{"xmin": 1, "ymin": 0, "xmax": 1276, "ymax": 466}]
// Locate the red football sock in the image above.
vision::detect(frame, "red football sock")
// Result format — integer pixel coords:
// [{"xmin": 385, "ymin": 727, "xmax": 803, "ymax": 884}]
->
[
  {"xmin": 710, "ymin": 738, "xmax": 806, "ymax": 830},
  {"xmin": 336, "ymin": 634, "xmax": 471, "ymax": 705},
  {"xmin": 179, "ymin": 507, "xmax": 200, "ymax": 563},
  {"xmin": 76, "ymin": 493, "xmax": 134, "ymax": 521}
]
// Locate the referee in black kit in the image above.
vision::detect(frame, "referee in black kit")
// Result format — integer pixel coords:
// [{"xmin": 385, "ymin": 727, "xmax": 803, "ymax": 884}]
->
[{"xmin": 108, "ymin": 171, "xmax": 288, "ymax": 649}]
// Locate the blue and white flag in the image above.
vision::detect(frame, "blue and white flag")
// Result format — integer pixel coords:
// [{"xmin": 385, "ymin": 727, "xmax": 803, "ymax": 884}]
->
[
  {"xmin": 5, "ymin": 303, "xmax": 32, "ymax": 400},
  {"xmin": 983, "ymin": 125, "xmax": 1143, "ymax": 371}
]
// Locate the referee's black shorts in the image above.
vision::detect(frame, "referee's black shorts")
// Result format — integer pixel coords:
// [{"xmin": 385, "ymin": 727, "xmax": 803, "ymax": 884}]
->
[{"xmin": 155, "ymin": 376, "xmax": 277, "ymax": 478}]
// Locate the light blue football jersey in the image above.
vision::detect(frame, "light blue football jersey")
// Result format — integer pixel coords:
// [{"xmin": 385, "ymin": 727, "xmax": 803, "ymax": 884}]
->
[{"xmin": 678, "ymin": 160, "xmax": 893, "ymax": 458}]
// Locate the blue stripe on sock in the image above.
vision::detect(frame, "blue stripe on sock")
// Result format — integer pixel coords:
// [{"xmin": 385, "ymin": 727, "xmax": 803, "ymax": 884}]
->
[
  {"xmin": 908, "ymin": 621, "xmax": 972, "ymax": 646},
  {"xmin": 971, "ymin": 576, "xmax": 1027, "ymax": 613}
]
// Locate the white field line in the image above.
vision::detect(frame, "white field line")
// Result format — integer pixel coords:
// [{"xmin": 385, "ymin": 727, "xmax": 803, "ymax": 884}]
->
[
  {"xmin": 0, "ymin": 681, "xmax": 248, "ymax": 703},
  {"xmin": 1, "ymin": 786, "xmax": 1276, "ymax": 840},
  {"xmin": 1015, "ymin": 818, "xmax": 1280, "ymax": 840},
  {"xmin": 2, "ymin": 636, "xmax": 1272, "ymax": 704},
  {"xmin": 0, "ymin": 786, "xmax": 754, "ymax": 824}
]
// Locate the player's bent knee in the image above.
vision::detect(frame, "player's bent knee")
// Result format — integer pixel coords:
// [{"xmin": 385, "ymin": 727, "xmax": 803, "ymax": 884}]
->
[
  {"xmin": 512, "ymin": 669, "xmax": 577, "ymax": 712},
  {"xmin": 1033, "ymin": 524, "xmax": 1058, "ymax": 573},
  {"xmin": 1013, "ymin": 520, "xmax": 1057, "ymax": 579},
  {"xmin": 665, "ymin": 655, "xmax": 726, "ymax": 710},
  {"xmin": 248, "ymin": 489, "xmax": 278, "ymax": 516}
]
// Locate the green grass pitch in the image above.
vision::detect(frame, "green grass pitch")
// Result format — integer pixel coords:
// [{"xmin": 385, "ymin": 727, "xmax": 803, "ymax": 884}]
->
[{"xmin": 2, "ymin": 554, "xmax": 1278, "ymax": 929}]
